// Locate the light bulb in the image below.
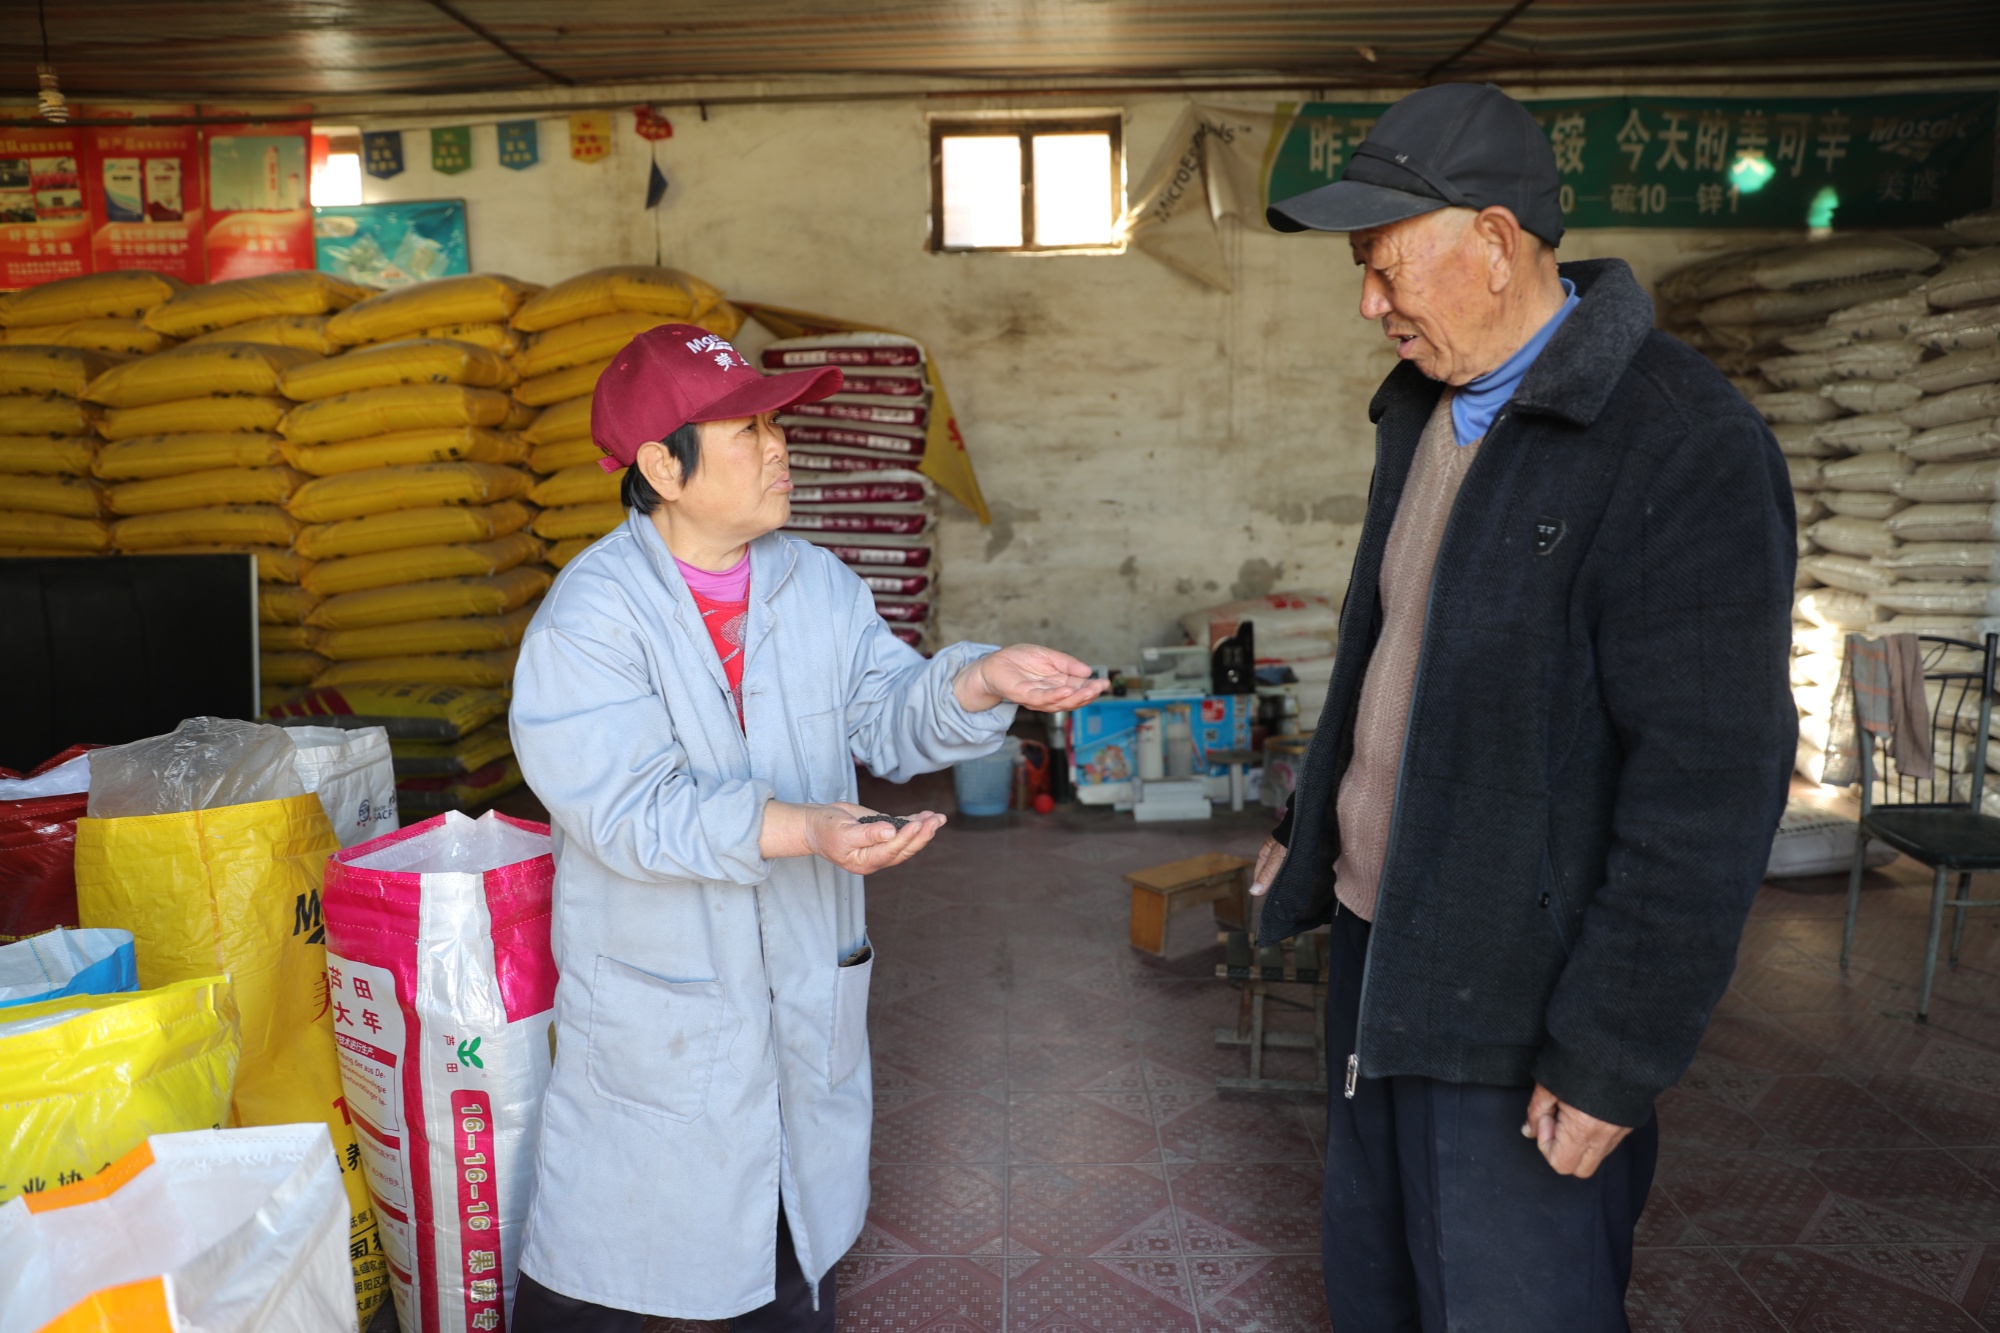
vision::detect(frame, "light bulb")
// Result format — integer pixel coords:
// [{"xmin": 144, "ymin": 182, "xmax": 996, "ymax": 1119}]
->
[{"xmin": 36, "ymin": 64, "xmax": 67, "ymax": 125}]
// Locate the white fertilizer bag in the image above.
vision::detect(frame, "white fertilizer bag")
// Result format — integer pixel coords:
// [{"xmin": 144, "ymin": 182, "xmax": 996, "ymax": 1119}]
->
[
  {"xmin": 0, "ymin": 1124, "xmax": 355, "ymax": 1333},
  {"xmin": 288, "ymin": 724, "xmax": 398, "ymax": 848},
  {"xmin": 1767, "ymin": 801, "xmax": 1897, "ymax": 879},
  {"xmin": 321, "ymin": 810, "xmax": 556, "ymax": 1333}
]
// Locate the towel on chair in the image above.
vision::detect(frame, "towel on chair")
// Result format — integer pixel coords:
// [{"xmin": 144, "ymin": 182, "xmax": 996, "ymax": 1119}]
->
[{"xmin": 1824, "ymin": 633, "xmax": 1932, "ymax": 786}]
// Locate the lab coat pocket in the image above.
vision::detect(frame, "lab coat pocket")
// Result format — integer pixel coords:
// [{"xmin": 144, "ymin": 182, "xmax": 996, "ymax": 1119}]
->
[
  {"xmin": 587, "ymin": 954, "xmax": 726, "ymax": 1122},
  {"xmin": 795, "ymin": 707, "xmax": 852, "ymax": 803},
  {"xmin": 829, "ymin": 942, "xmax": 874, "ymax": 1089}
]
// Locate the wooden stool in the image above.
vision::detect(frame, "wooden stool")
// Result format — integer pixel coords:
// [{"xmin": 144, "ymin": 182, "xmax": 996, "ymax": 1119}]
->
[
  {"xmin": 1213, "ymin": 929, "xmax": 1329, "ymax": 1094},
  {"xmin": 1124, "ymin": 852, "xmax": 1252, "ymax": 956}
]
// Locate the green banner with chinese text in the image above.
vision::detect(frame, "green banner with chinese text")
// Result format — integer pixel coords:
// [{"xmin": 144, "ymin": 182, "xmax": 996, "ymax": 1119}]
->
[{"xmin": 1264, "ymin": 91, "xmax": 1997, "ymax": 230}]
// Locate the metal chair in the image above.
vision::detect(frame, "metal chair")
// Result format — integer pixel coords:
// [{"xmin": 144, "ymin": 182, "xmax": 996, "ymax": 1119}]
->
[{"xmin": 1841, "ymin": 632, "xmax": 2000, "ymax": 1021}]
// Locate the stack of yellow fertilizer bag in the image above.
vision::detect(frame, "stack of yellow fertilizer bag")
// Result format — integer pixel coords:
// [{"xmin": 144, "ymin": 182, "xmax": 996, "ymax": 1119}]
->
[
  {"xmin": 509, "ymin": 265, "xmax": 741, "ymax": 567},
  {"xmin": 1655, "ymin": 220, "xmax": 2000, "ymax": 791},
  {"xmin": 268, "ymin": 680, "xmax": 521, "ymax": 818},
  {"xmin": 0, "ymin": 270, "xmax": 188, "ymax": 555},
  {"xmin": 276, "ymin": 274, "xmax": 548, "ymax": 733},
  {"xmin": 762, "ymin": 331, "xmax": 941, "ymax": 649}
]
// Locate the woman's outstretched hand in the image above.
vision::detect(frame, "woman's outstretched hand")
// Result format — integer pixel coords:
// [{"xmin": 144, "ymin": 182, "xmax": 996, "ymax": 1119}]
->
[
  {"xmin": 760, "ymin": 801, "xmax": 946, "ymax": 873},
  {"xmin": 954, "ymin": 645, "xmax": 1109, "ymax": 713}
]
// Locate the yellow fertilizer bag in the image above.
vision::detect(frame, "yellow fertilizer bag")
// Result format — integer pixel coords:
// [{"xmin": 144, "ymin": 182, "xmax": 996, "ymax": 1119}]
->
[
  {"xmin": 0, "ymin": 318, "xmax": 173, "ymax": 356},
  {"xmin": 97, "ymin": 395, "xmax": 289, "ymax": 441},
  {"xmin": 260, "ymin": 651, "xmax": 327, "ymax": 686},
  {"xmin": 0, "ymin": 394, "xmax": 96, "ymax": 437},
  {"xmin": 287, "ymin": 461, "xmax": 532, "ymax": 523},
  {"xmin": 0, "ymin": 435, "xmax": 96, "ymax": 476},
  {"xmin": 510, "ymin": 264, "xmax": 721, "ymax": 332},
  {"xmin": 266, "ymin": 682, "xmax": 509, "ymax": 739},
  {"xmin": 282, "ymin": 424, "xmax": 527, "ymax": 476},
  {"xmin": 515, "ymin": 309, "xmax": 664, "ymax": 380},
  {"xmin": 532, "ymin": 501, "xmax": 625, "ymax": 542},
  {"xmin": 261, "ymin": 624, "xmax": 313, "ymax": 652},
  {"xmin": 144, "ymin": 271, "xmax": 371, "ymax": 339},
  {"xmin": 310, "ymin": 649, "xmax": 519, "ymax": 691},
  {"xmin": 73, "ymin": 790, "xmax": 386, "ymax": 1321},
  {"xmin": 0, "ymin": 270, "xmax": 185, "ymax": 329},
  {"xmin": 294, "ymin": 498, "xmax": 533, "ymax": 560},
  {"xmin": 280, "ymin": 337, "xmax": 516, "ymax": 401},
  {"xmin": 312, "ymin": 604, "xmax": 536, "ymax": 661},
  {"xmin": 307, "ymin": 565, "xmax": 552, "ymax": 630},
  {"xmin": 143, "ymin": 545, "xmax": 311, "ymax": 584},
  {"xmin": 547, "ymin": 536, "xmax": 593, "ymax": 569},
  {"xmin": 529, "ymin": 437, "xmax": 604, "ymax": 475},
  {"xmin": 259, "ymin": 584, "xmax": 322, "ymax": 625},
  {"xmin": 0, "ymin": 346, "xmax": 124, "ymax": 398},
  {"xmin": 112, "ymin": 505, "xmax": 299, "ymax": 552},
  {"xmin": 327, "ymin": 274, "xmax": 538, "ymax": 347},
  {"xmin": 357, "ymin": 319, "xmax": 522, "ymax": 357},
  {"xmin": 105, "ymin": 466, "xmax": 304, "ymax": 517},
  {"xmin": 529, "ymin": 460, "xmax": 621, "ymax": 509},
  {"xmin": 0, "ymin": 976, "xmax": 240, "ymax": 1206},
  {"xmin": 186, "ymin": 313, "xmax": 344, "ymax": 356},
  {"xmin": 0, "ymin": 511, "xmax": 109, "ymax": 552},
  {"xmin": 84, "ymin": 342, "xmax": 321, "ymax": 409},
  {"xmin": 12, "ymin": 475, "xmax": 105, "ymax": 519},
  {"xmin": 93, "ymin": 431, "xmax": 287, "ymax": 481},
  {"xmin": 303, "ymin": 530, "xmax": 544, "ymax": 597},
  {"xmin": 513, "ymin": 355, "xmax": 611, "ymax": 407},
  {"xmin": 523, "ymin": 394, "xmax": 594, "ymax": 446},
  {"xmin": 388, "ymin": 717, "xmax": 514, "ymax": 776},
  {"xmin": 698, "ymin": 301, "xmax": 747, "ymax": 339},
  {"xmin": 280, "ymin": 383, "xmax": 513, "ymax": 446}
]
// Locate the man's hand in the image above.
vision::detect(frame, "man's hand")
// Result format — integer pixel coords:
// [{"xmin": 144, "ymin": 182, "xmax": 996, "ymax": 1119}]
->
[
  {"xmin": 954, "ymin": 644, "xmax": 1109, "ymax": 713},
  {"xmin": 1522, "ymin": 1083, "xmax": 1632, "ymax": 1178},
  {"xmin": 760, "ymin": 801, "xmax": 946, "ymax": 873},
  {"xmin": 1250, "ymin": 837, "xmax": 1287, "ymax": 897}
]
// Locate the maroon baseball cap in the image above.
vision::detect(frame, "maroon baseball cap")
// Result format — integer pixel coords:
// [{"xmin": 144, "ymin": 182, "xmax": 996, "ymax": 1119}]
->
[{"xmin": 590, "ymin": 323, "xmax": 844, "ymax": 473}]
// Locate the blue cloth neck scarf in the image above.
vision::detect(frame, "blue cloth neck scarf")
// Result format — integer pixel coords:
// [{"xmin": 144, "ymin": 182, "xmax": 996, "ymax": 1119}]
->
[{"xmin": 1450, "ymin": 277, "xmax": 1578, "ymax": 446}]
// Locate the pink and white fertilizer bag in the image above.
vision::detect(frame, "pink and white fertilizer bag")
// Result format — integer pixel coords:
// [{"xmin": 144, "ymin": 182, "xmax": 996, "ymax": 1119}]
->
[{"xmin": 321, "ymin": 810, "xmax": 556, "ymax": 1333}]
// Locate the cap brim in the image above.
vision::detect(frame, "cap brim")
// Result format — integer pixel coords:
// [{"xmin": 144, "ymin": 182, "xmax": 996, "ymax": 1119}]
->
[
  {"xmin": 691, "ymin": 364, "xmax": 845, "ymax": 424},
  {"xmin": 1267, "ymin": 179, "xmax": 1447, "ymax": 234}
]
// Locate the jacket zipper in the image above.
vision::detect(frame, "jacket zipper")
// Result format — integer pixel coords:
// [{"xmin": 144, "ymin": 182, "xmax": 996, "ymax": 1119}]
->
[{"xmin": 1348, "ymin": 406, "xmax": 1505, "ymax": 1097}]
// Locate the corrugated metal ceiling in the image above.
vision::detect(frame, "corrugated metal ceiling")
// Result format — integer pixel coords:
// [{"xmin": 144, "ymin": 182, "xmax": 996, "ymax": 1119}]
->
[{"xmin": 7, "ymin": 1, "xmax": 1999, "ymax": 99}]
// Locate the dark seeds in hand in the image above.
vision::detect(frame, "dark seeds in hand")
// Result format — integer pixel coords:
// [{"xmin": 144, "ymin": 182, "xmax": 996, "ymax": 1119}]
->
[{"xmin": 856, "ymin": 813, "xmax": 911, "ymax": 830}]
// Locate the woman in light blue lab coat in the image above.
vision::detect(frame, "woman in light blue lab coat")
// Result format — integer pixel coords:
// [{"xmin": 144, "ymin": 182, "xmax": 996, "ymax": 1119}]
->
[{"xmin": 508, "ymin": 324, "xmax": 1104, "ymax": 1332}]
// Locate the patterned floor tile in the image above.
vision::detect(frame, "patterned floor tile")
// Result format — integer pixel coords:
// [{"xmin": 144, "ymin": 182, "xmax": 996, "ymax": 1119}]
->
[
  {"xmin": 1007, "ymin": 1163, "xmax": 1174, "ymax": 1257},
  {"xmin": 1727, "ymin": 1246, "xmax": 1986, "ymax": 1331},
  {"xmin": 1007, "ymin": 1030, "xmax": 1145, "ymax": 1092},
  {"xmin": 833, "ymin": 1254, "xmax": 1005, "ymax": 1333},
  {"xmin": 1658, "ymin": 1151, "xmax": 1835, "ymax": 1247},
  {"xmin": 1192, "ymin": 1254, "xmax": 1334, "ymax": 1332},
  {"xmin": 856, "ymin": 1164, "xmax": 1006, "ymax": 1256},
  {"xmin": 1167, "ymin": 1161, "xmax": 1322, "ymax": 1254},
  {"xmin": 1657, "ymin": 1087, "xmax": 1770, "ymax": 1151},
  {"xmin": 1748, "ymin": 1074, "xmax": 1930, "ymax": 1150},
  {"xmin": 1867, "ymin": 1073, "xmax": 2000, "ymax": 1148},
  {"xmin": 1155, "ymin": 1091, "xmax": 1322, "ymax": 1164},
  {"xmin": 872, "ymin": 1092, "xmax": 1008, "ymax": 1164},
  {"xmin": 1007, "ymin": 1256, "xmax": 1198, "ymax": 1331},
  {"xmin": 1625, "ymin": 1247, "xmax": 1785, "ymax": 1332},
  {"xmin": 1008, "ymin": 1091, "xmax": 1161, "ymax": 1164},
  {"xmin": 1807, "ymin": 1148, "xmax": 2000, "ymax": 1242}
]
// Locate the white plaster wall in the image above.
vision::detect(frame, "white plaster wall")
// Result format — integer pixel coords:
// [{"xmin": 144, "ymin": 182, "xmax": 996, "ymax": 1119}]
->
[{"xmin": 349, "ymin": 91, "xmax": 1817, "ymax": 663}]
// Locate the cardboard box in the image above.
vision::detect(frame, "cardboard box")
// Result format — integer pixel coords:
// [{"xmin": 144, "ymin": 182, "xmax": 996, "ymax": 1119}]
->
[{"xmin": 1067, "ymin": 695, "xmax": 1251, "ymax": 806}]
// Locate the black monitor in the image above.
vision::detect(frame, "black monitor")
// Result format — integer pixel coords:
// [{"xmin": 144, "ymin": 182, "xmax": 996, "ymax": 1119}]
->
[{"xmin": 0, "ymin": 555, "xmax": 259, "ymax": 772}]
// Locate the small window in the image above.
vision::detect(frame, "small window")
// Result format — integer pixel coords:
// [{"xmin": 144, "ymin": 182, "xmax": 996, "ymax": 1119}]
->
[
  {"xmin": 930, "ymin": 117, "xmax": 1122, "ymax": 253},
  {"xmin": 311, "ymin": 129, "xmax": 363, "ymax": 207}
]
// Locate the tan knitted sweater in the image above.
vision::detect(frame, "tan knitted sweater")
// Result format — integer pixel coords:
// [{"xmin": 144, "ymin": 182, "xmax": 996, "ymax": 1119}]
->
[{"xmin": 1331, "ymin": 394, "xmax": 1480, "ymax": 921}]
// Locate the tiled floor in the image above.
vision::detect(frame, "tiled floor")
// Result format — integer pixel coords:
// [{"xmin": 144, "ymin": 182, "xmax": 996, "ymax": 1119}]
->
[{"xmin": 627, "ymin": 769, "xmax": 2000, "ymax": 1332}]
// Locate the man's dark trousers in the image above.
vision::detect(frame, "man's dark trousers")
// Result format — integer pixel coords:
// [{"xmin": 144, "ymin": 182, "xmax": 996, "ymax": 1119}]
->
[{"xmin": 1321, "ymin": 908, "xmax": 1658, "ymax": 1331}]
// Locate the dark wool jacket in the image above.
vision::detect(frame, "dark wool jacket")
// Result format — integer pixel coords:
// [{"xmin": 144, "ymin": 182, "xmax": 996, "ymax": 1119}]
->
[{"xmin": 1259, "ymin": 257, "xmax": 1796, "ymax": 1128}]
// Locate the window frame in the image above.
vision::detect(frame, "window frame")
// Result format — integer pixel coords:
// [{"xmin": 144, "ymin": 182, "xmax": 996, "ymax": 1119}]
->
[{"xmin": 928, "ymin": 115, "xmax": 1124, "ymax": 255}]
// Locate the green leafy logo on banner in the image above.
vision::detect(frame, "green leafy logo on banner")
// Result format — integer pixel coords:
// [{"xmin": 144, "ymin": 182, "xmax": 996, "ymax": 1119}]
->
[
  {"xmin": 457, "ymin": 1037, "xmax": 483, "ymax": 1068},
  {"xmin": 497, "ymin": 119, "xmax": 539, "ymax": 170},
  {"xmin": 432, "ymin": 125, "xmax": 472, "ymax": 176}
]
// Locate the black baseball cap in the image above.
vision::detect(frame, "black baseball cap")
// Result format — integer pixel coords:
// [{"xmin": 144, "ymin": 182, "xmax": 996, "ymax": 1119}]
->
[{"xmin": 1268, "ymin": 83, "xmax": 1565, "ymax": 246}]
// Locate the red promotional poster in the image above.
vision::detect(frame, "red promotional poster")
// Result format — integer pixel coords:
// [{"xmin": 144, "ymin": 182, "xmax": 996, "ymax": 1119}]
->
[
  {"xmin": 202, "ymin": 105, "xmax": 313, "ymax": 281},
  {"xmin": 79, "ymin": 103, "xmax": 205, "ymax": 283},
  {"xmin": 0, "ymin": 118, "xmax": 91, "ymax": 289}
]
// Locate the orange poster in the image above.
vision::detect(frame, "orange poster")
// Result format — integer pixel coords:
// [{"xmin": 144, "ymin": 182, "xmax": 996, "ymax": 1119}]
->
[
  {"xmin": 0, "ymin": 118, "xmax": 90, "ymax": 289},
  {"xmin": 201, "ymin": 104, "xmax": 313, "ymax": 282},
  {"xmin": 80, "ymin": 103, "xmax": 205, "ymax": 284}
]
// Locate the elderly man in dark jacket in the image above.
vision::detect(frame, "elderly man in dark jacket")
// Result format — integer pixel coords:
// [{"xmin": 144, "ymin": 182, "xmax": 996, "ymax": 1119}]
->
[{"xmin": 1252, "ymin": 83, "xmax": 1796, "ymax": 1331}]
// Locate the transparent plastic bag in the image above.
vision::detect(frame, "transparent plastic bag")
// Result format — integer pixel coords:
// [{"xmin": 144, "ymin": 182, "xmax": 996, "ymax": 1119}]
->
[{"xmin": 85, "ymin": 717, "xmax": 306, "ymax": 819}]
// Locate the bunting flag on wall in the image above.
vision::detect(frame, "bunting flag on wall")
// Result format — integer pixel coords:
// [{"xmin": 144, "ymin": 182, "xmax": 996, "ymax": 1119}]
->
[
  {"xmin": 362, "ymin": 130, "xmax": 405, "ymax": 180},
  {"xmin": 633, "ymin": 105, "xmax": 674, "ymax": 141},
  {"xmin": 568, "ymin": 113, "xmax": 612, "ymax": 163},
  {"xmin": 431, "ymin": 126, "xmax": 472, "ymax": 175},
  {"xmin": 646, "ymin": 158, "xmax": 669, "ymax": 209},
  {"xmin": 497, "ymin": 119, "xmax": 538, "ymax": 170}
]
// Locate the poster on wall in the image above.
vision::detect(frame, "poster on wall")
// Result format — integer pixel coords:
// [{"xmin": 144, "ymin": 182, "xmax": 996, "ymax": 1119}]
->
[
  {"xmin": 203, "ymin": 106, "xmax": 314, "ymax": 281},
  {"xmin": 0, "ymin": 118, "xmax": 91, "ymax": 289},
  {"xmin": 314, "ymin": 199, "xmax": 469, "ymax": 289},
  {"xmin": 79, "ymin": 103, "xmax": 205, "ymax": 283}
]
